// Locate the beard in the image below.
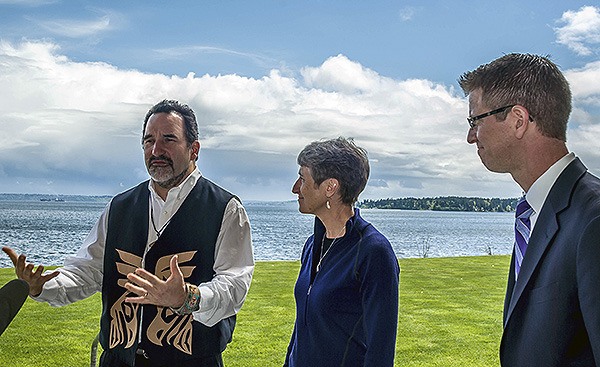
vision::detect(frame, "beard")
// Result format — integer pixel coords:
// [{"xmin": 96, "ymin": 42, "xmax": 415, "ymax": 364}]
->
[{"xmin": 147, "ymin": 156, "xmax": 189, "ymax": 190}]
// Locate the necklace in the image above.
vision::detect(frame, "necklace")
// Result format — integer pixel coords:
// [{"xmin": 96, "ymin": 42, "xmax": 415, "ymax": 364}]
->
[
  {"xmin": 149, "ymin": 202, "xmax": 172, "ymax": 246},
  {"xmin": 316, "ymin": 225, "xmax": 346, "ymax": 272}
]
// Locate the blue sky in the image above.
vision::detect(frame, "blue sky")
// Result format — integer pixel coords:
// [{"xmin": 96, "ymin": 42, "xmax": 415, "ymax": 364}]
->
[{"xmin": 0, "ymin": 1, "xmax": 599, "ymax": 201}]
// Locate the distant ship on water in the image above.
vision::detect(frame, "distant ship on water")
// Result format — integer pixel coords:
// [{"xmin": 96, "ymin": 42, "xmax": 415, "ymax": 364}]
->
[{"xmin": 40, "ymin": 197, "xmax": 65, "ymax": 202}]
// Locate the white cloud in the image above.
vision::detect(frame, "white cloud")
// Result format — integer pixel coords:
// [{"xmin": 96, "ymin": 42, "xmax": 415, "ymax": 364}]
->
[
  {"xmin": 564, "ymin": 60, "xmax": 600, "ymax": 104},
  {"xmin": 301, "ymin": 54, "xmax": 380, "ymax": 93},
  {"xmin": 38, "ymin": 16, "xmax": 111, "ymax": 37},
  {"xmin": 0, "ymin": 40, "xmax": 598, "ymax": 200},
  {"xmin": 25, "ymin": 9, "xmax": 121, "ymax": 38},
  {"xmin": 563, "ymin": 60, "xmax": 600, "ymax": 174},
  {"xmin": 152, "ymin": 46, "xmax": 279, "ymax": 70},
  {"xmin": 555, "ymin": 6, "xmax": 600, "ymax": 56},
  {"xmin": 399, "ymin": 6, "xmax": 416, "ymax": 22}
]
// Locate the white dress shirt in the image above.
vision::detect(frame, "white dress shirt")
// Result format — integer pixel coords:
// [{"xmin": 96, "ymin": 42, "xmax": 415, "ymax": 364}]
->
[
  {"xmin": 525, "ymin": 152, "xmax": 576, "ymax": 232},
  {"xmin": 37, "ymin": 169, "xmax": 254, "ymax": 328}
]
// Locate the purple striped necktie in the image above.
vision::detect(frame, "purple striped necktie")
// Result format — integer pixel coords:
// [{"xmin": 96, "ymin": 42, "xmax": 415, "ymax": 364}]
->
[{"xmin": 514, "ymin": 196, "xmax": 533, "ymax": 280}]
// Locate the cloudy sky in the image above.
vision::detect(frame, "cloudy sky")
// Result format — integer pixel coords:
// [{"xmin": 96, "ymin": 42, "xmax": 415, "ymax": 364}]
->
[{"xmin": 0, "ymin": 1, "xmax": 599, "ymax": 201}]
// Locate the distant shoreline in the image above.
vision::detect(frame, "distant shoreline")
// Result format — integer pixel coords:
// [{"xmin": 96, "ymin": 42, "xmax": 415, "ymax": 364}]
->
[
  {"xmin": 0, "ymin": 193, "xmax": 519, "ymax": 212},
  {"xmin": 358, "ymin": 196, "xmax": 519, "ymax": 212},
  {"xmin": 0, "ymin": 193, "xmax": 112, "ymax": 202}
]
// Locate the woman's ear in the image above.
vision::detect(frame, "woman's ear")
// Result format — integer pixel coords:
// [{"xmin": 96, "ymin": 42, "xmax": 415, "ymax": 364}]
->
[{"xmin": 326, "ymin": 179, "xmax": 339, "ymax": 197}]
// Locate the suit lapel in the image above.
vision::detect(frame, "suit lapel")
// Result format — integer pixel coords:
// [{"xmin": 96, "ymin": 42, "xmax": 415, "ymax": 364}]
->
[
  {"xmin": 503, "ymin": 158, "xmax": 587, "ymax": 328},
  {"xmin": 504, "ymin": 208, "xmax": 559, "ymax": 327},
  {"xmin": 503, "ymin": 249, "xmax": 516, "ymax": 323}
]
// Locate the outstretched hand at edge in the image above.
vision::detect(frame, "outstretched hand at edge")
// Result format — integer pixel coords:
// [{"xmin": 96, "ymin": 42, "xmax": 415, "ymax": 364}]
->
[{"xmin": 2, "ymin": 246, "xmax": 60, "ymax": 297}]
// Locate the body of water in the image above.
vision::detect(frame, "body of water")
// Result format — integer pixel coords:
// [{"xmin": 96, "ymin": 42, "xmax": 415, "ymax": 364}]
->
[{"xmin": 0, "ymin": 199, "xmax": 514, "ymax": 268}]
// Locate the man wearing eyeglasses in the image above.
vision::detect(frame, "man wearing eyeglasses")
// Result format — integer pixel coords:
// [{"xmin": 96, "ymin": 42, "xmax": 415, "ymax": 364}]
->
[{"xmin": 459, "ymin": 53, "xmax": 600, "ymax": 367}]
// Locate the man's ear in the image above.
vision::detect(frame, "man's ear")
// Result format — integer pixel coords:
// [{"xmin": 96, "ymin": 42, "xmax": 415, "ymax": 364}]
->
[
  {"xmin": 512, "ymin": 105, "xmax": 532, "ymax": 139},
  {"xmin": 191, "ymin": 141, "xmax": 200, "ymax": 160}
]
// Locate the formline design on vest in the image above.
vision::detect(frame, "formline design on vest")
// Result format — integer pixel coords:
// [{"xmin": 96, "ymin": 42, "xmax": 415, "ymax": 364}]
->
[{"xmin": 110, "ymin": 249, "xmax": 198, "ymax": 355}]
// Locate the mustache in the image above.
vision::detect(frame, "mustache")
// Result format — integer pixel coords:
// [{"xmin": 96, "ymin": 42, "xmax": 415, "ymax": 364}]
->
[{"xmin": 148, "ymin": 155, "xmax": 173, "ymax": 165}]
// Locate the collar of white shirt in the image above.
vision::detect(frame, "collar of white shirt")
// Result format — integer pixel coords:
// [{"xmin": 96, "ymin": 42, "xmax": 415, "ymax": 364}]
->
[
  {"xmin": 525, "ymin": 152, "xmax": 576, "ymax": 230},
  {"xmin": 147, "ymin": 168, "xmax": 202, "ymax": 205}
]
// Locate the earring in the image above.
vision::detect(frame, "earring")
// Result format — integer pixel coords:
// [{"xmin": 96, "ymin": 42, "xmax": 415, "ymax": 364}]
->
[{"xmin": 326, "ymin": 200, "xmax": 331, "ymax": 210}]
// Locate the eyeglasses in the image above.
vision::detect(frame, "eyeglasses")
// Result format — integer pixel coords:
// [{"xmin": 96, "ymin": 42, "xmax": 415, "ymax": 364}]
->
[{"xmin": 467, "ymin": 105, "xmax": 515, "ymax": 129}]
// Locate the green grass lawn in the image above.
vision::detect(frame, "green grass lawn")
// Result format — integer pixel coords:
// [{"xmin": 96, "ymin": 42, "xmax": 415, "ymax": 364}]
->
[{"xmin": 0, "ymin": 256, "xmax": 509, "ymax": 366}]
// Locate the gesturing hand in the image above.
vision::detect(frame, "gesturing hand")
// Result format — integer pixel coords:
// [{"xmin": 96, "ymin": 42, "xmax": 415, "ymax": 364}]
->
[
  {"xmin": 2, "ymin": 246, "xmax": 60, "ymax": 297},
  {"xmin": 123, "ymin": 254, "xmax": 187, "ymax": 308}
]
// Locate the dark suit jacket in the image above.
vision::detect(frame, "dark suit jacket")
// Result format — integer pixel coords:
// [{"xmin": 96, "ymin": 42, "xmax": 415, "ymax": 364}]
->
[{"xmin": 501, "ymin": 158, "xmax": 600, "ymax": 366}]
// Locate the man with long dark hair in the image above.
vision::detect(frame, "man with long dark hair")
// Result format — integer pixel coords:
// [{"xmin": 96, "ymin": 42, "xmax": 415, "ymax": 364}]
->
[{"xmin": 4, "ymin": 99, "xmax": 254, "ymax": 367}]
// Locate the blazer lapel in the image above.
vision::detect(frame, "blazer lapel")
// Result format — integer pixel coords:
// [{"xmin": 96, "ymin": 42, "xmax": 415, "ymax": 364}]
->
[
  {"xmin": 504, "ymin": 158, "xmax": 587, "ymax": 328},
  {"xmin": 505, "ymin": 208, "xmax": 559, "ymax": 327}
]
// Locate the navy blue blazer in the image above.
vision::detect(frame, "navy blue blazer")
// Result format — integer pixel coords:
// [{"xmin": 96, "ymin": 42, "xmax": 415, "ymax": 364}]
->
[{"xmin": 501, "ymin": 158, "xmax": 600, "ymax": 366}]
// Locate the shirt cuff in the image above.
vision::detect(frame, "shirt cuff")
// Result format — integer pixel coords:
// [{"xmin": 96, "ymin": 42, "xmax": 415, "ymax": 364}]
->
[{"xmin": 33, "ymin": 277, "xmax": 60, "ymax": 303}]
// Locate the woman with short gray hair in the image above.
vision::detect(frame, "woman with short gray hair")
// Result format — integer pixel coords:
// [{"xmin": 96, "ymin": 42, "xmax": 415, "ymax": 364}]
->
[{"xmin": 284, "ymin": 137, "xmax": 399, "ymax": 367}]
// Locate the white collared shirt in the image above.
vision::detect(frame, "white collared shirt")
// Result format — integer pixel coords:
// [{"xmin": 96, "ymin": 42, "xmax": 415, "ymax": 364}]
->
[
  {"xmin": 525, "ymin": 152, "xmax": 576, "ymax": 232},
  {"xmin": 37, "ymin": 168, "xmax": 254, "ymax": 328}
]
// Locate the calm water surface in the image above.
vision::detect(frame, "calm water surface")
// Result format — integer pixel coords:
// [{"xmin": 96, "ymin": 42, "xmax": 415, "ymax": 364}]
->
[{"xmin": 0, "ymin": 199, "xmax": 514, "ymax": 268}]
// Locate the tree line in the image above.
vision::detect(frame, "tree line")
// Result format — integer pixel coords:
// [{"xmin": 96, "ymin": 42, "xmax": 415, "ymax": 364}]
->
[{"xmin": 358, "ymin": 196, "xmax": 519, "ymax": 212}]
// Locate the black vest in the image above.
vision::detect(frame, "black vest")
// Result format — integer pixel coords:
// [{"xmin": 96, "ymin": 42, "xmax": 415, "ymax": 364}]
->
[{"xmin": 99, "ymin": 177, "xmax": 236, "ymax": 365}]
